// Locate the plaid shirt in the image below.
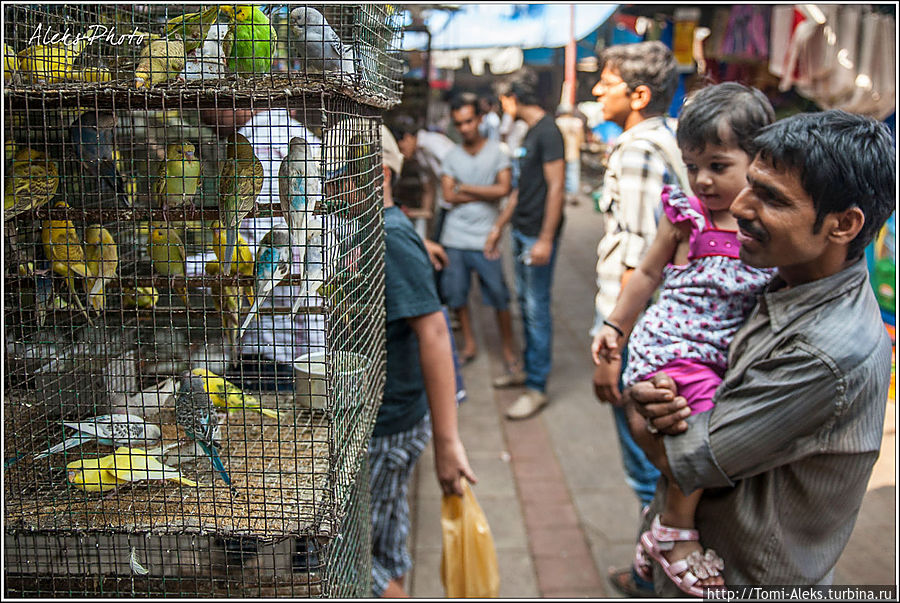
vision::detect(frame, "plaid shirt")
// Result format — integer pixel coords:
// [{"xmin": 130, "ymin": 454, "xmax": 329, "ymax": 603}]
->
[{"xmin": 592, "ymin": 117, "xmax": 687, "ymax": 333}]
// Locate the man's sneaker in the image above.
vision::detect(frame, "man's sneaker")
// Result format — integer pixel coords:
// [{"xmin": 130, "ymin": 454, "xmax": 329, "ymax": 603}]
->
[
  {"xmin": 492, "ymin": 364, "xmax": 527, "ymax": 388},
  {"xmin": 505, "ymin": 389, "xmax": 549, "ymax": 420}
]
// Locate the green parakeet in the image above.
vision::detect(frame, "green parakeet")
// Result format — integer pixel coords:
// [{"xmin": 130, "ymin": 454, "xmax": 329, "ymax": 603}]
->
[
  {"xmin": 154, "ymin": 142, "xmax": 201, "ymax": 209},
  {"xmin": 217, "ymin": 132, "xmax": 263, "ymax": 275},
  {"xmin": 221, "ymin": 5, "xmax": 277, "ymax": 75},
  {"xmin": 164, "ymin": 5, "xmax": 222, "ymax": 55}
]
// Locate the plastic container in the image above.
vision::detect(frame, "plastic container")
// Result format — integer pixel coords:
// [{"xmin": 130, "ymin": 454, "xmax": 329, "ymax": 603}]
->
[{"xmin": 293, "ymin": 351, "xmax": 369, "ymax": 410}]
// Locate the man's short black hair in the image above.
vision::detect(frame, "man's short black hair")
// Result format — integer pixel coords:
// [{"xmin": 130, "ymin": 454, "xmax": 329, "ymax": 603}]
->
[
  {"xmin": 753, "ymin": 110, "xmax": 896, "ymax": 260},
  {"xmin": 676, "ymin": 82, "xmax": 775, "ymax": 157},
  {"xmin": 386, "ymin": 115, "xmax": 418, "ymax": 143},
  {"xmin": 449, "ymin": 92, "xmax": 481, "ymax": 115},
  {"xmin": 599, "ymin": 41, "xmax": 677, "ymax": 116},
  {"xmin": 494, "ymin": 69, "xmax": 541, "ymax": 107}
]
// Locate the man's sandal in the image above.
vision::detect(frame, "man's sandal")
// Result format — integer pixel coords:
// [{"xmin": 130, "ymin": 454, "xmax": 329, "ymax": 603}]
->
[{"xmin": 639, "ymin": 515, "xmax": 725, "ymax": 598}]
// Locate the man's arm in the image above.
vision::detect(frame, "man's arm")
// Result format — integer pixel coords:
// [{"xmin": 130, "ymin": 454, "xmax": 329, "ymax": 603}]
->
[
  {"xmin": 407, "ymin": 310, "xmax": 478, "ymax": 496},
  {"xmin": 484, "ymin": 189, "xmax": 518, "ymax": 260},
  {"xmin": 528, "ymin": 158, "xmax": 565, "ymax": 265},
  {"xmin": 441, "ymin": 173, "xmax": 480, "ymax": 205},
  {"xmin": 455, "ymin": 167, "xmax": 512, "ymax": 201},
  {"xmin": 628, "ymin": 347, "xmax": 846, "ymax": 494}
]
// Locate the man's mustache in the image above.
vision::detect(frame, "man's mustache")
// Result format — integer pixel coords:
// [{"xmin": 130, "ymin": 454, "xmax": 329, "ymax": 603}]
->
[{"xmin": 737, "ymin": 219, "xmax": 768, "ymax": 242}]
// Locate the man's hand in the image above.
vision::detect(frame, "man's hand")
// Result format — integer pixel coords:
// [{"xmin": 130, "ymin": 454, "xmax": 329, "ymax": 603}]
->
[
  {"xmin": 423, "ymin": 239, "xmax": 449, "ymax": 271},
  {"xmin": 592, "ymin": 356, "xmax": 622, "ymax": 405},
  {"xmin": 627, "ymin": 372, "xmax": 691, "ymax": 435},
  {"xmin": 529, "ymin": 237, "xmax": 553, "ymax": 266},
  {"xmin": 433, "ymin": 435, "xmax": 478, "ymax": 496},
  {"xmin": 484, "ymin": 228, "xmax": 501, "ymax": 260}
]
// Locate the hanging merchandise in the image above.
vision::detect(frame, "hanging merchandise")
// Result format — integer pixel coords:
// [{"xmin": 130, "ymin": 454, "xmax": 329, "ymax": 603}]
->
[
  {"xmin": 771, "ymin": 5, "xmax": 896, "ymax": 120},
  {"xmin": 838, "ymin": 10, "xmax": 895, "ymax": 119},
  {"xmin": 672, "ymin": 8, "xmax": 699, "ymax": 69},
  {"xmin": 719, "ymin": 6, "xmax": 770, "ymax": 63}
]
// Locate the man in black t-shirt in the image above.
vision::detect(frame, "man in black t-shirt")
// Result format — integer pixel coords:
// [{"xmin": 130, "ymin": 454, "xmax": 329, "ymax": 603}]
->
[{"xmin": 486, "ymin": 73, "xmax": 566, "ymax": 420}]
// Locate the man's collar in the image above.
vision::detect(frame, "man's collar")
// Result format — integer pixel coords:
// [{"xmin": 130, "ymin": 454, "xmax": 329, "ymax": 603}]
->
[
  {"xmin": 762, "ymin": 258, "xmax": 869, "ymax": 333},
  {"xmin": 613, "ymin": 115, "xmax": 670, "ymax": 148}
]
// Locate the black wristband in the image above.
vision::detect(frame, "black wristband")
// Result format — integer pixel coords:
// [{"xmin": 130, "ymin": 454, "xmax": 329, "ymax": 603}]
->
[{"xmin": 603, "ymin": 319, "xmax": 625, "ymax": 338}]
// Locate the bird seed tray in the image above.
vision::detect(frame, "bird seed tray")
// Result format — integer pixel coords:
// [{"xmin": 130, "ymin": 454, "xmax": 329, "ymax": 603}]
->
[{"xmin": 4, "ymin": 394, "xmax": 337, "ymax": 539}]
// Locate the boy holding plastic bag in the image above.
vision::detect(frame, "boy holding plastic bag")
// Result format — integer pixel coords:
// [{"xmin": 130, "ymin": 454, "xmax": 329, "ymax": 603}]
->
[{"xmin": 368, "ymin": 127, "xmax": 478, "ymax": 598}]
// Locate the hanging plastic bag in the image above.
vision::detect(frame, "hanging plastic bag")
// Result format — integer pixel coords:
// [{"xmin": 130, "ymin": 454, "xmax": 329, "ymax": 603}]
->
[{"xmin": 440, "ymin": 479, "xmax": 500, "ymax": 598}]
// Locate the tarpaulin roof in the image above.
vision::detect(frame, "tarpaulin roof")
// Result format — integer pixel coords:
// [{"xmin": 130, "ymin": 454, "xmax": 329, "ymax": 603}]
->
[{"xmin": 402, "ymin": 4, "xmax": 618, "ymax": 51}]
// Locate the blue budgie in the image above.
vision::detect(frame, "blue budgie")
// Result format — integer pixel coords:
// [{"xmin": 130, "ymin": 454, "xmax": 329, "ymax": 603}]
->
[
  {"xmin": 278, "ymin": 137, "xmax": 324, "ymax": 315},
  {"xmin": 237, "ymin": 228, "xmax": 292, "ymax": 340},
  {"xmin": 289, "ymin": 7, "xmax": 355, "ymax": 82},
  {"xmin": 174, "ymin": 372, "xmax": 233, "ymax": 489}
]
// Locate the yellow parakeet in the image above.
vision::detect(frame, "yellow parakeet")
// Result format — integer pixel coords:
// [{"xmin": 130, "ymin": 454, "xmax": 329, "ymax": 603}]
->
[
  {"xmin": 17, "ymin": 30, "xmax": 92, "ymax": 83},
  {"xmin": 41, "ymin": 200, "xmax": 91, "ymax": 320},
  {"xmin": 66, "ymin": 455, "xmax": 126, "ymax": 493},
  {"xmin": 148, "ymin": 225, "xmax": 190, "ymax": 308},
  {"xmin": 4, "ymin": 43, "xmax": 18, "ymax": 83},
  {"xmin": 122, "ymin": 285, "xmax": 160, "ymax": 309},
  {"xmin": 4, "ymin": 148, "xmax": 59, "ymax": 220},
  {"xmin": 209, "ymin": 220, "xmax": 254, "ymax": 306},
  {"xmin": 67, "ymin": 447, "xmax": 199, "ymax": 493},
  {"xmin": 154, "ymin": 142, "xmax": 201, "ymax": 209},
  {"xmin": 84, "ymin": 225, "xmax": 119, "ymax": 312},
  {"xmin": 134, "ymin": 37, "xmax": 186, "ymax": 89},
  {"xmin": 191, "ymin": 367, "xmax": 283, "ymax": 420}
]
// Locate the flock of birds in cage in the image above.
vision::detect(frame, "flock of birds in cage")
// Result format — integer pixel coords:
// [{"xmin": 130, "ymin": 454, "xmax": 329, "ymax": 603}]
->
[
  {"xmin": 3, "ymin": 5, "xmax": 389, "ymax": 498},
  {"xmin": 2, "ymin": 5, "xmax": 393, "ymax": 88}
]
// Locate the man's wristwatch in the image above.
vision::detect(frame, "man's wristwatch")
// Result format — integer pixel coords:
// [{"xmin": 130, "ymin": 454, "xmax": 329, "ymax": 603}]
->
[{"xmin": 453, "ymin": 182, "xmax": 461, "ymax": 195}]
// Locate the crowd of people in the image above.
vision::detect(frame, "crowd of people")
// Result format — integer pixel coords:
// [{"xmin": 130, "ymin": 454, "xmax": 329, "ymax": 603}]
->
[{"xmin": 371, "ymin": 40, "xmax": 894, "ymax": 598}]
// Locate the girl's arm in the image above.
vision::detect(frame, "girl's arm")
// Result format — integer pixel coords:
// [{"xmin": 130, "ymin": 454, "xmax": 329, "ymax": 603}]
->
[{"xmin": 591, "ymin": 215, "xmax": 685, "ymax": 364}]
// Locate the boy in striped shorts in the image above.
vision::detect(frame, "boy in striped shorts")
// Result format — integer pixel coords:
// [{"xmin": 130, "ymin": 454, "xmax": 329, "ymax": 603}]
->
[{"xmin": 368, "ymin": 127, "xmax": 477, "ymax": 598}]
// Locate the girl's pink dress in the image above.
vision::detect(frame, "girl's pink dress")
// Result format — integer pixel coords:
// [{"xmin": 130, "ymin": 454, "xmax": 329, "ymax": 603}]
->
[{"xmin": 622, "ymin": 186, "xmax": 774, "ymax": 413}]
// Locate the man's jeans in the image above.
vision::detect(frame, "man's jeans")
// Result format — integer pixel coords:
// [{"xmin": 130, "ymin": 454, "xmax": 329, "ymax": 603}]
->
[
  {"xmin": 612, "ymin": 347, "xmax": 660, "ymax": 506},
  {"xmin": 512, "ymin": 229, "xmax": 559, "ymax": 393}
]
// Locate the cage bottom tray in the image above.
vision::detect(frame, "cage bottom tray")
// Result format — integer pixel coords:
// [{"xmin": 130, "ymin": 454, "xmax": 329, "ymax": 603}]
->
[{"xmin": 4, "ymin": 395, "xmax": 336, "ymax": 538}]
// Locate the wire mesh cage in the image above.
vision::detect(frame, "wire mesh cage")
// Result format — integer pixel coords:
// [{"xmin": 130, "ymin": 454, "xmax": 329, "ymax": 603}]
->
[
  {"xmin": 4, "ymin": 2, "xmax": 401, "ymax": 597},
  {"xmin": 4, "ymin": 4, "xmax": 404, "ymax": 106}
]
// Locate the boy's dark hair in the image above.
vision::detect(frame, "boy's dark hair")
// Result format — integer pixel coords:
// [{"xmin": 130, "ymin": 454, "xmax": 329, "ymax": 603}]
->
[
  {"xmin": 753, "ymin": 110, "xmax": 896, "ymax": 260},
  {"xmin": 449, "ymin": 92, "xmax": 481, "ymax": 115},
  {"xmin": 494, "ymin": 69, "xmax": 541, "ymax": 107},
  {"xmin": 599, "ymin": 41, "xmax": 677, "ymax": 116},
  {"xmin": 386, "ymin": 115, "xmax": 418, "ymax": 143},
  {"xmin": 676, "ymin": 82, "xmax": 775, "ymax": 156}
]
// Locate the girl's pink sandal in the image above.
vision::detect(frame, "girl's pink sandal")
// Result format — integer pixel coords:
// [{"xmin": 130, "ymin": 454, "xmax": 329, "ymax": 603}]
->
[{"xmin": 639, "ymin": 515, "xmax": 725, "ymax": 598}]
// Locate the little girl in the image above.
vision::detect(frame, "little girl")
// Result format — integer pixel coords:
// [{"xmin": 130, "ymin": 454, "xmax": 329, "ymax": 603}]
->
[{"xmin": 591, "ymin": 83, "xmax": 776, "ymax": 596}]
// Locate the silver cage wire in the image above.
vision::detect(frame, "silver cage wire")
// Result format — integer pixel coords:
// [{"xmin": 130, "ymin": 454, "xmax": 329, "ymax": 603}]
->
[{"xmin": 3, "ymin": 3, "xmax": 403, "ymax": 597}]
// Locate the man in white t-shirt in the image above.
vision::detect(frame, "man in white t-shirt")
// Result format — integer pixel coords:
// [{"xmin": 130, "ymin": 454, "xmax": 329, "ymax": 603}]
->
[
  {"xmin": 389, "ymin": 118, "xmax": 456, "ymax": 241},
  {"xmin": 439, "ymin": 93, "xmax": 518, "ymax": 370}
]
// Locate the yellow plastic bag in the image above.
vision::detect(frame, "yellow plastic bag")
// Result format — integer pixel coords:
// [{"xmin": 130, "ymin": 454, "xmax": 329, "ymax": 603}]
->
[{"xmin": 440, "ymin": 479, "xmax": 500, "ymax": 598}]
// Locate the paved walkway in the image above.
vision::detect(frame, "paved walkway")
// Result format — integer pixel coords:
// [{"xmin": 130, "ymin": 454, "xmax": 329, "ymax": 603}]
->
[{"xmin": 407, "ymin": 196, "xmax": 897, "ymax": 597}]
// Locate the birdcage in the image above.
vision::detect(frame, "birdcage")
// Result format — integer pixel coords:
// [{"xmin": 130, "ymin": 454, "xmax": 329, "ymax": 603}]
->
[{"xmin": 4, "ymin": 3, "xmax": 401, "ymax": 597}]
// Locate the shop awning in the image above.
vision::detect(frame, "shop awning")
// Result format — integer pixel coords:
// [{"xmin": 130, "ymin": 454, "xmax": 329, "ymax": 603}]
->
[{"xmin": 402, "ymin": 4, "xmax": 618, "ymax": 51}]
